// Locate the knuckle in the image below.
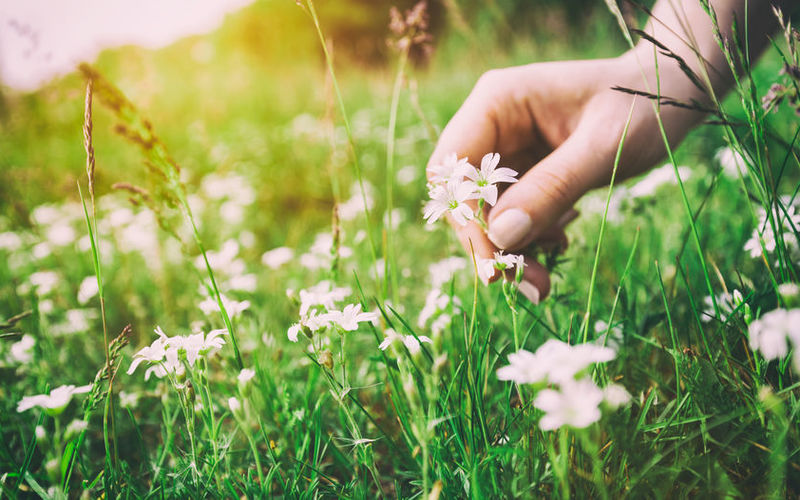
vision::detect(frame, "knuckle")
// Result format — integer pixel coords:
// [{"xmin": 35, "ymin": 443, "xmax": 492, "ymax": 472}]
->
[{"xmin": 535, "ymin": 168, "xmax": 579, "ymax": 208}]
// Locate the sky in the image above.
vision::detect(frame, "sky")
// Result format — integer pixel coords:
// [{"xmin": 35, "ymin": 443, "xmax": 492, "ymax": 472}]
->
[{"xmin": 0, "ymin": 0, "xmax": 254, "ymax": 91}]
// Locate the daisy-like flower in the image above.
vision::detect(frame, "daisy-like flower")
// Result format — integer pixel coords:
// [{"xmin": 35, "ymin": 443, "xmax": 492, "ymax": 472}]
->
[
  {"xmin": 324, "ymin": 304, "xmax": 379, "ymax": 332},
  {"xmin": 298, "ymin": 281, "xmax": 351, "ymax": 316},
  {"xmin": 426, "ymin": 153, "xmax": 472, "ymax": 184},
  {"xmin": 287, "ymin": 311, "xmax": 333, "ymax": 342},
  {"xmin": 378, "ymin": 328, "xmax": 432, "ymax": 355},
  {"xmin": 238, "ymin": 368, "xmax": 256, "ymax": 384},
  {"xmin": 423, "ymin": 178, "xmax": 478, "ymax": 226},
  {"xmin": 198, "ymin": 294, "xmax": 251, "ymax": 318},
  {"xmin": 477, "ymin": 251, "xmax": 526, "ymax": 284},
  {"xmin": 464, "ymin": 153, "xmax": 518, "ymax": 206},
  {"xmin": 496, "ymin": 339, "xmax": 616, "ymax": 385},
  {"xmin": 9, "ymin": 334, "xmax": 35, "ymax": 364},
  {"xmin": 534, "ymin": 378, "xmax": 605, "ymax": 431},
  {"xmin": 17, "ymin": 384, "xmax": 92, "ymax": 415},
  {"xmin": 748, "ymin": 308, "xmax": 800, "ymax": 370}
]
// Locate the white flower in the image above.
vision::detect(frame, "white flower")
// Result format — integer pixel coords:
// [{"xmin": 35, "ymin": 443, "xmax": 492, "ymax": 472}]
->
[
  {"xmin": 119, "ymin": 390, "xmax": 139, "ymax": 409},
  {"xmin": 748, "ymin": 308, "xmax": 800, "ymax": 368},
  {"xmin": 127, "ymin": 326, "xmax": 227, "ymax": 380},
  {"xmin": 496, "ymin": 339, "xmax": 616, "ymax": 385},
  {"xmin": 0, "ymin": 231, "xmax": 22, "ymax": 251},
  {"xmin": 238, "ymin": 368, "xmax": 256, "ymax": 384},
  {"xmin": 424, "ymin": 179, "xmax": 478, "ymax": 226},
  {"xmin": 426, "ymin": 153, "xmax": 472, "ymax": 184},
  {"xmin": 464, "ymin": 153, "xmax": 518, "ymax": 206},
  {"xmin": 627, "ymin": 163, "xmax": 692, "ymax": 199},
  {"xmin": 743, "ymin": 203, "xmax": 800, "ymax": 259},
  {"xmin": 324, "ymin": 304, "xmax": 379, "ymax": 332},
  {"xmin": 298, "ymin": 281, "xmax": 351, "ymax": 316},
  {"xmin": 701, "ymin": 291, "xmax": 738, "ymax": 323},
  {"xmin": 602, "ymin": 383, "xmax": 632, "ymax": 409},
  {"xmin": 9, "ymin": 334, "xmax": 35, "ymax": 364},
  {"xmin": 428, "ymin": 257, "xmax": 467, "ymax": 288},
  {"xmin": 779, "ymin": 283, "xmax": 800, "ymax": 299},
  {"xmin": 378, "ymin": 328, "xmax": 432, "ymax": 354},
  {"xmin": 29, "ymin": 271, "xmax": 60, "ymax": 296},
  {"xmin": 65, "ymin": 419, "xmax": 88, "ymax": 439},
  {"xmin": 338, "ymin": 182, "xmax": 375, "ymax": 221},
  {"xmin": 418, "ymin": 289, "xmax": 461, "ymax": 329},
  {"xmin": 226, "ymin": 274, "xmax": 257, "ymax": 292},
  {"xmin": 198, "ymin": 294, "xmax": 250, "ymax": 318},
  {"xmin": 534, "ymin": 378, "xmax": 604, "ymax": 431},
  {"xmin": 78, "ymin": 276, "xmax": 99, "ymax": 305},
  {"xmin": 17, "ymin": 384, "xmax": 92, "ymax": 415},
  {"xmin": 496, "ymin": 349, "xmax": 547, "ymax": 384},
  {"xmin": 262, "ymin": 247, "xmax": 294, "ymax": 269},
  {"xmin": 715, "ymin": 146, "xmax": 748, "ymax": 178},
  {"xmin": 46, "ymin": 223, "xmax": 76, "ymax": 247},
  {"xmin": 477, "ymin": 251, "xmax": 525, "ymax": 285},
  {"xmin": 228, "ymin": 396, "xmax": 242, "ymax": 413}
]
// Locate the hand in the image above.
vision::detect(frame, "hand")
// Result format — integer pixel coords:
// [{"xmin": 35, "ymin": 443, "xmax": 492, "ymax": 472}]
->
[{"xmin": 427, "ymin": 54, "xmax": 704, "ymax": 301}]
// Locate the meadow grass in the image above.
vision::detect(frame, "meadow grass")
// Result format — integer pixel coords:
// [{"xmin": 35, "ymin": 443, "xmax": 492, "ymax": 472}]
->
[{"xmin": 1, "ymin": 1, "xmax": 800, "ymax": 498}]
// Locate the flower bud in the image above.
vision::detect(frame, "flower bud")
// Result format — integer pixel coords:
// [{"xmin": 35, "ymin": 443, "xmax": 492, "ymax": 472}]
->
[{"xmin": 319, "ymin": 350, "xmax": 334, "ymax": 370}]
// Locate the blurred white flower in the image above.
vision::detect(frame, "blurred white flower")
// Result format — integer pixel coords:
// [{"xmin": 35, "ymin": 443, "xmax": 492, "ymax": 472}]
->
[
  {"xmin": 426, "ymin": 153, "xmax": 471, "ymax": 185},
  {"xmin": 748, "ymin": 308, "xmax": 800, "ymax": 370},
  {"xmin": 300, "ymin": 233, "xmax": 353, "ymax": 270},
  {"xmin": 497, "ymin": 339, "xmax": 616, "ymax": 385},
  {"xmin": 339, "ymin": 182, "xmax": 375, "ymax": 221},
  {"xmin": 262, "ymin": 246, "xmax": 294, "ymax": 269},
  {"xmin": 238, "ymin": 368, "xmax": 256, "ymax": 384},
  {"xmin": 119, "ymin": 390, "xmax": 139, "ymax": 409},
  {"xmin": 78, "ymin": 276, "xmax": 99, "ymax": 305},
  {"xmin": 196, "ymin": 240, "xmax": 245, "ymax": 276},
  {"xmin": 628, "ymin": 163, "xmax": 691, "ymax": 199},
  {"xmin": 198, "ymin": 294, "xmax": 250, "ymax": 318},
  {"xmin": 51, "ymin": 309, "xmax": 96, "ymax": 336},
  {"xmin": 534, "ymin": 378, "xmax": 604, "ymax": 431},
  {"xmin": 428, "ymin": 257, "xmax": 467, "ymax": 288},
  {"xmin": 379, "ymin": 328, "xmax": 432, "ymax": 355},
  {"xmin": 0, "ymin": 231, "xmax": 22, "ymax": 251},
  {"xmin": 9, "ymin": 334, "xmax": 35, "ymax": 364},
  {"xmin": 226, "ymin": 273, "xmax": 257, "ymax": 292},
  {"xmin": 778, "ymin": 282, "xmax": 800, "ymax": 299},
  {"xmin": 715, "ymin": 146, "xmax": 748, "ymax": 178},
  {"xmin": 464, "ymin": 153, "xmax": 518, "ymax": 206},
  {"xmin": 298, "ymin": 281, "xmax": 351, "ymax": 316},
  {"xmin": 228, "ymin": 396, "xmax": 242, "ymax": 414},
  {"xmin": 396, "ymin": 165, "xmax": 418, "ymax": 185},
  {"xmin": 32, "ymin": 241, "xmax": 52, "ymax": 260},
  {"xmin": 743, "ymin": 203, "xmax": 800, "ymax": 260},
  {"xmin": 28, "ymin": 271, "xmax": 60, "ymax": 296},
  {"xmin": 65, "ymin": 419, "xmax": 88, "ymax": 439},
  {"xmin": 17, "ymin": 384, "xmax": 92, "ymax": 415},
  {"xmin": 701, "ymin": 291, "xmax": 738, "ymax": 323},
  {"xmin": 418, "ymin": 288, "xmax": 461, "ymax": 329},
  {"xmin": 46, "ymin": 223, "xmax": 76, "ymax": 247},
  {"xmin": 602, "ymin": 383, "xmax": 632, "ymax": 409}
]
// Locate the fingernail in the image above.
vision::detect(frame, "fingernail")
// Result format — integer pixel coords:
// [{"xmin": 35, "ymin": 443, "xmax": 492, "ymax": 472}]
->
[
  {"xmin": 518, "ymin": 280, "xmax": 540, "ymax": 305},
  {"xmin": 488, "ymin": 209, "xmax": 532, "ymax": 249}
]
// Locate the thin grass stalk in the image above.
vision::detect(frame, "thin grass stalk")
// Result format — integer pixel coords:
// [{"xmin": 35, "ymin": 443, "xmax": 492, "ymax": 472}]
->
[
  {"xmin": 300, "ymin": 0, "xmax": 382, "ymax": 290},
  {"xmin": 655, "ymin": 261, "xmax": 681, "ymax": 401},
  {"xmin": 82, "ymin": 78, "xmax": 118, "ymax": 473},
  {"xmin": 582, "ymin": 101, "xmax": 636, "ymax": 343},
  {"xmin": 385, "ymin": 45, "xmax": 410, "ymax": 302}
]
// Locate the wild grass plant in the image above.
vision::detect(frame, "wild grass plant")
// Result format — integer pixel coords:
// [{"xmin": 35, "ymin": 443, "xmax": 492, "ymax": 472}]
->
[{"xmin": 2, "ymin": 1, "xmax": 800, "ymax": 497}]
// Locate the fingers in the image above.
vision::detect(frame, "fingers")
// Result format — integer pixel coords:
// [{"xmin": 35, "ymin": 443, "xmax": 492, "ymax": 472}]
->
[{"xmin": 487, "ymin": 131, "xmax": 611, "ymax": 251}]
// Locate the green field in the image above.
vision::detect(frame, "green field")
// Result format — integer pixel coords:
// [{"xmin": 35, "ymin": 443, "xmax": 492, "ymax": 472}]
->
[{"xmin": 2, "ymin": 1, "xmax": 800, "ymax": 497}]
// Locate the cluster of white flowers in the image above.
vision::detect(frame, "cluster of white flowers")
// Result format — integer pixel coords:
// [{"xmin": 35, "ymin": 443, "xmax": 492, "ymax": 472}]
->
[
  {"xmin": 262, "ymin": 246, "xmax": 294, "ymax": 269},
  {"xmin": 287, "ymin": 281, "xmax": 377, "ymax": 342},
  {"xmin": 497, "ymin": 339, "xmax": 630, "ymax": 431},
  {"xmin": 424, "ymin": 153, "xmax": 518, "ymax": 226},
  {"xmin": 743, "ymin": 201, "xmax": 800, "ymax": 261},
  {"xmin": 198, "ymin": 293, "xmax": 251, "ymax": 319},
  {"xmin": 748, "ymin": 308, "xmax": 800, "ymax": 371},
  {"xmin": 200, "ymin": 173, "xmax": 256, "ymax": 226},
  {"xmin": 196, "ymin": 239, "xmax": 257, "ymax": 293},
  {"xmin": 339, "ymin": 181, "xmax": 376, "ymax": 221},
  {"xmin": 299, "ymin": 232, "xmax": 353, "ymax": 271},
  {"xmin": 127, "ymin": 326, "xmax": 228, "ymax": 381},
  {"xmin": 17, "ymin": 383, "xmax": 92, "ymax": 415}
]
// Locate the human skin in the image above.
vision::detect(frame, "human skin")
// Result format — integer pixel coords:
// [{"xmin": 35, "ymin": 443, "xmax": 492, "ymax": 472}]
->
[{"xmin": 427, "ymin": 0, "xmax": 794, "ymax": 303}]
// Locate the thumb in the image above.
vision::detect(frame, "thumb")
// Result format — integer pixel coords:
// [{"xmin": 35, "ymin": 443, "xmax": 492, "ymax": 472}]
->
[{"xmin": 487, "ymin": 132, "xmax": 611, "ymax": 251}]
